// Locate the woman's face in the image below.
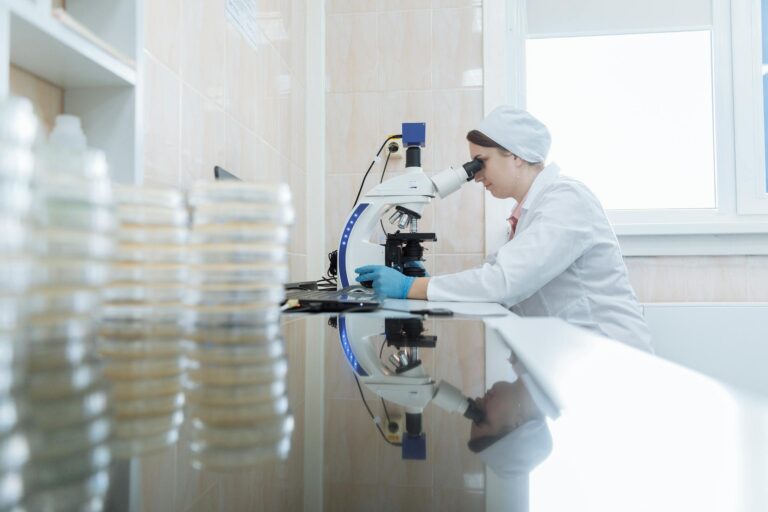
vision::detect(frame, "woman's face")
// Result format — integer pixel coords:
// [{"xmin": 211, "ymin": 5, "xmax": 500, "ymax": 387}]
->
[{"xmin": 468, "ymin": 141, "xmax": 520, "ymax": 199}]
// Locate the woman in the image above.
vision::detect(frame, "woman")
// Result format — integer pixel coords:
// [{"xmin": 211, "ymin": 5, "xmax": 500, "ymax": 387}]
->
[{"xmin": 355, "ymin": 106, "xmax": 651, "ymax": 351}]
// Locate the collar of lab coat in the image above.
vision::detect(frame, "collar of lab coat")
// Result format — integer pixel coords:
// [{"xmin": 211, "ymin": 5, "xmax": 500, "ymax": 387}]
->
[{"xmin": 520, "ymin": 162, "xmax": 560, "ymax": 212}]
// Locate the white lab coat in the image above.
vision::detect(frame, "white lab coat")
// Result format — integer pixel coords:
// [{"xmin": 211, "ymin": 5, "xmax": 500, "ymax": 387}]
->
[{"xmin": 428, "ymin": 163, "xmax": 652, "ymax": 352}]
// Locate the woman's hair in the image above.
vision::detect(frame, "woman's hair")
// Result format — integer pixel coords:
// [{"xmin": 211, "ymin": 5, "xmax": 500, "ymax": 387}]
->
[{"xmin": 466, "ymin": 129, "xmax": 542, "ymax": 168}]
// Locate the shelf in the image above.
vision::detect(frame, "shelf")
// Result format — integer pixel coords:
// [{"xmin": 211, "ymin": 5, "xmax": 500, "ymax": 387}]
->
[{"xmin": 8, "ymin": 0, "xmax": 136, "ymax": 88}]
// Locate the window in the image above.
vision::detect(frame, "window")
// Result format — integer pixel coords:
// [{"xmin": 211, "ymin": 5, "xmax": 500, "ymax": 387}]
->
[
  {"xmin": 480, "ymin": 0, "xmax": 768, "ymax": 254},
  {"xmin": 526, "ymin": 31, "xmax": 716, "ymax": 210}
]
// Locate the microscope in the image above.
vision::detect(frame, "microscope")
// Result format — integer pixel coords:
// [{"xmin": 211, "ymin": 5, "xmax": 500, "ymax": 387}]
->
[
  {"xmin": 337, "ymin": 123, "xmax": 483, "ymax": 288},
  {"xmin": 333, "ymin": 312, "xmax": 485, "ymax": 460}
]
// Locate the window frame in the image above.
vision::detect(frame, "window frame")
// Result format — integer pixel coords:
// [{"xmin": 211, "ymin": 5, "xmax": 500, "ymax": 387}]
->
[{"xmin": 483, "ymin": 0, "xmax": 768, "ymax": 256}]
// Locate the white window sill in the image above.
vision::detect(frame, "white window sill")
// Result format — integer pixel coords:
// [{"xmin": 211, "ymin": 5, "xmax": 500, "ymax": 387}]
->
[{"xmin": 617, "ymin": 229, "xmax": 768, "ymax": 256}]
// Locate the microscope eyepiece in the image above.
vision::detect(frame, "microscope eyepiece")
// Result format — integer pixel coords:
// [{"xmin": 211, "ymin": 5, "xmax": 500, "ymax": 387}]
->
[
  {"xmin": 463, "ymin": 398, "xmax": 486, "ymax": 425},
  {"xmin": 462, "ymin": 158, "xmax": 484, "ymax": 181}
]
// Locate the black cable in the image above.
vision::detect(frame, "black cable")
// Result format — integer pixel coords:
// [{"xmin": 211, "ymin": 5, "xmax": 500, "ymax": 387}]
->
[
  {"xmin": 352, "ymin": 135, "xmax": 401, "ymax": 209},
  {"xmin": 378, "ymin": 149, "xmax": 393, "ymax": 238},
  {"xmin": 353, "ymin": 374, "xmax": 402, "ymax": 447}
]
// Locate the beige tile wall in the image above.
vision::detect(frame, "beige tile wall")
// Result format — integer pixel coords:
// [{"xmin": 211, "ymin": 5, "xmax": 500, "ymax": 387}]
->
[
  {"xmin": 9, "ymin": 64, "xmax": 63, "ymax": 135},
  {"xmin": 143, "ymin": 0, "xmax": 307, "ymax": 282}
]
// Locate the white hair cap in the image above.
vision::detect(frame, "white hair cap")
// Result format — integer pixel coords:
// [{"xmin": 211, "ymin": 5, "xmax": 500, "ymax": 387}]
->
[{"xmin": 475, "ymin": 106, "xmax": 551, "ymax": 163}]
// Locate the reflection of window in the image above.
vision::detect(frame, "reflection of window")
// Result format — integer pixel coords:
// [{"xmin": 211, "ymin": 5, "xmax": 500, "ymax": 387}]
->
[{"xmin": 526, "ymin": 31, "xmax": 715, "ymax": 210}]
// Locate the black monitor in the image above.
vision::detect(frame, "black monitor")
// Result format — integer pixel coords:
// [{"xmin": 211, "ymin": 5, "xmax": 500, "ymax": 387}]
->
[{"xmin": 214, "ymin": 166, "xmax": 241, "ymax": 181}]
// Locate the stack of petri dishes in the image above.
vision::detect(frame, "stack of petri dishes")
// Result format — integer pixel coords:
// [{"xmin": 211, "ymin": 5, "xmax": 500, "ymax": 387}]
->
[
  {"xmin": 183, "ymin": 181, "xmax": 295, "ymax": 470},
  {"xmin": 23, "ymin": 117, "xmax": 115, "ymax": 511},
  {"xmin": 99, "ymin": 185, "xmax": 188, "ymax": 457},
  {"xmin": 0, "ymin": 97, "xmax": 36, "ymax": 511}
]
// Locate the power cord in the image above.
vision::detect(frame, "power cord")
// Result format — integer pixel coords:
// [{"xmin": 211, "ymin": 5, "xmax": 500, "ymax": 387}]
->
[
  {"xmin": 353, "ymin": 373, "xmax": 402, "ymax": 447},
  {"xmin": 352, "ymin": 134, "xmax": 402, "ymax": 208}
]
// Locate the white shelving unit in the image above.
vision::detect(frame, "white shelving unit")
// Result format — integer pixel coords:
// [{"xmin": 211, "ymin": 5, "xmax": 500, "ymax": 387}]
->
[{"xmin": 0, "ymin": 0, "xmax": 143, "ymax": 183}]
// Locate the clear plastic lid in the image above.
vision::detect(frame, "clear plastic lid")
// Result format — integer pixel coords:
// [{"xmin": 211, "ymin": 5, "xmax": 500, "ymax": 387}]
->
[
  {"xmin": 32, "ymin": 201, "xmax": 116, "ymax": 233},
  {"xmin": 110, "ymin": 263, "xmax": 188, "ymax": 284},
  {"xmin": 100, "ymin": 302, "xmax": 185, "ymax": 324},
  {"xmin": 0, "ymin": 258, "xmax": 30, "ymax": 293},
  {"xmin": 0, "ymin": 396, "xmax": 19, "ymax": 435},
  {"xmin": 114, "ymin": 244, "xmax": 187, "ymax": 264},
  {"xmin": 192, "ymin": 202, "xmax": 294, "ymax": 227},
  {"xmin": 117, "ymin": 205, "xmax": 188, "ymax": 227},
  {"xmin": 0, "ymin": 97, "xmax": 38, "ymax": 148},
  {"xmin": 185, "ymin": 324, "xmax": 281, "ymax": 344},
  {"xmin": 21, "ymin": 468, "xmax": 108, "ymax": 512},
  {"xmin": 25, "ymin": 387, "xmax": 108, "ymax": 429},
  {"xmin": 25, "ymin": 415, "xmax": 110, "ymax": 459},
  {"xmin": 97, "ymin": 322, "xmax": 185, "ymax": 341},
  {"xmin": 0, "ymin": 431, "xmax": 28, "ymax": 471},
  {"xmin": 26, "ymin": 364, "xmax": 103, "ymax": 401},
  {"xmin": 25, "ymin": 443, "xmax": 110, "ymax": 491},
  {"xmin": 102, "ymin": 283, "xmax": 187, "ymax": 303},
  {"xmin": 113, "ymin": 184, "xmax": 184, "ymax": 209},
  {"xmin": 185, "ymin": 357, "xmax": 288, "ymax": 386},
  {"xmin": 26, "ymin": 288, "xmax": 101, "ymax": 317},
  {"xmin": 0, "ymin": 458, "xmax": 23, "ymax": 509},
  {"xmin": 188, "ymin": 436, "xmax": 291, "ymax": 470},
  {"xmin": 185, "ymin": 395, "xmax": 289, "ymax": 426},
  {"xmin": 117, "ymin": 225, "xmax": 188, "ymax": 245},
  {"xmin": 189, "ymin": 414, "xmax": 293, "ymax": 447},
  {"xmin": 113, "ymin": 392, "xmax": 184, "ymax": 419},
  {"xmin": 27, "ymin": 336, "xmax": 89, "ymax": 371},
  {"xmin": 0, "ymin": 295, "xmax": 25, "ymax": 332},
  {"xmin": 32, "ymin": 229, "xmax": 115, "ymax": 260},
  {"xmin": 185, "ymin": 244, "xmax": 287, "ymax": 265},
  {"xmin": 182, "ymin": 303, "xmax": 282, "ymax": 328},
  {"xmin": 98, "ymin": 338, "xmax": 183, "ymax": 361},
  {"xmin": 112, "ymin": 409, "xmax": 183, "ymax": 439},
  {"xmin": 24, "ymin": 314, "xmax": 94, "ymax": 343},
  {"xmin": 189, "ymin": 181, "xmax": 291, "ymax": 206},
  {"xmin": 183, "ymin": 285, "xmax": 285, "ymax": 307},
  {"xmin": 102, "ymin": 356, "xmax": 183, "ymax": 380},
  {"xmin": 186, "ymin": 263, "xmax": 288, "ymax": 286},
  {"xmin": 0, "ymin": 216, "xmax": 27, "ymax": 254},
  {"xmin": 188, "ymin": 223, "xmax": 289, "ymax": 245},
  {"xmin": 109, "ymin": 374, "xmax": 184, "ymax": 401},
  {"xmin": 111, "ymin": 426, "xmax": 179, "ymax": 459},
  {"xmin": 0, "ymin": 180, "xmax": 31, "ymax": 216},
  {"xmin": 33, "ymin": 174, "xmax": 113, "ymax": 207},
  {"xmin": 182, "ymin": 339, "xmax": 284, "ymax": 365},
  {"xmin": 31, "ymin": 259, "xmax": 109, "ymax": 288},
  {"xmin": 183, "ymin": 379, "xmax": 286, "ymax": 406}
]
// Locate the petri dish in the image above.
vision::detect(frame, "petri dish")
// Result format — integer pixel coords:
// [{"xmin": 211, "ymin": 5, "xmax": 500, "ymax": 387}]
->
[
  {"xmin": 188, "ymin": 223, "xmax": 289, "ymax": 245},
  {"xmin": 114, "ymin": 244, "xmax": 186, "ymax": 264},
  {"xmin": 97, "ymin": 322, "xmax": 185, "ymax": 341},
  {"xmin": 184, "ymin": 357, "xmax": 287, "ymax": 386},
  {"xmin": 25, "ymin": 443, "xmax": 110, "ymax": 490},
  {"xmin": 102, "ymin": 283, "xmax": 187, "ymax": 303},
  {"xmin": 0, "ymin": 216, "xmax": 26, "ymax": 254},
  {"xmin": 111, "ymin": 428, "xmax": 179, "ymax": 459},
  {"xmin": 25, "ymin": 314, "xmax": 94, "ymax": 343},
  {"xmin": 112, "ymin": 392, "xmax": 184, "ymax": 418},
  {"xmin": 117, "ymin": 204, "xmax": 188, "ymax": 227},
  {"xmin": 0, "ymin": 146, "xmax": 34, "ymax": 181},
  {"xmin": 110, "ymin": 263, "xmax": 188, "ymax": 284},
  {"xmin": 185, "ymin": 323, "xmax": 281, "ymax": 345},
  {"xmin": 188, "ymin": 435, "xmax": 291, "ymax": 471},
  {"xmin": 21, "ymin": 468, "xmax": 108, "ymax": 512},
  {"xmin": 182, "ymin": 303, "xmax": 281, "ymax": 328},
  {"xmin": 188, "ymin": 181, "xmax": 291, "ymax": 206},
  {"xmin": 25, "ymin": 415, "xmax": 109, "ymax": 459},
  {"xmin": 113, "ymin": 184, "xmax": 184, "ymax": 209},
  {"xmin": 0, "ymin": 258, "xmax": 30, "ymax": 293},
  {"xmin": 0, "ymin": 97, "xmax": 38, "ymax": 148},
  {"xmin": 117, "ymin": 225, "xmax": 188, "ymax": 245},
  {"xmin": 27, "ymin": 336, "xmax": 90, "ymax": 371},
  {"xmin": 0, "ymin": 397, "xmax": 19, "ymax": 435},
  {"xmin": 192, "ymin": 202, "xmax": 294, "ymax": 226},
  {"xmin": 32, "ymin": 259, "xmax": 109, "ymax": 288},
  {"xmin": 182, "ymin": 338, "xmax": 284, "ymax": 365},
  {"xmin": 33, "ymin": 201, "xmax": 117, "ymax": 233},
  {"xmin": 186, "ymin": 263, "xmax": 288, "ymax": 286},
  {"xmin": 183, "ymin": 380, "xmax": 286, "ymax": 406},
  {"xmin": 32, "ymin": 229, "xmax": 115, "ymax": 260},
  {"xmin": 189, "ymin": 414, "xmax": 293, "ymax": 447},
  {"xmin": 26, "ymin": 287, "xmax": 100, "ymax": 317},
  {"xmin": 0, "ymin": 431, "xmax": 28, "ymax": 471},
  {"xmin": 109, "ymin": 374, "xmax": 184, "ymax": 400},
  {"xmin": 112, "ymin": 409, "xmax": 183, "ymax": 439},
  {"xmin": 26, "ymin": 387, "xmax": 108, "ymax": 429},
  {"xmin": 26, "ymin": 363, "xmax": 102, "ymax": 400},
  {"xmin": 185, "ymin": 244, "xmax": 287, "ymax": 265},
  {"xmin": 33, "ymin": 174, "xmax": 113, "ymax": 207},
  {"xmin": 100, "ymin": 302, "xmax": 185, "ymax": 325},
  {"xmin": 102, "ymin": 356, "xmax": 183, "ymax": 380},
  {"xmin": 98, "ymin": 338, "xmax": 183, "ymax": 361},
  {"xmin": 183, "ymin": 285, "xmax": 285, "ymax": 307},
  {"xmin": 0, "ymin": 296, "xmax": 25, "ymax": 332},
  {"xmin": 185, "ymin": 396, "xmax": 289, "ymax": 426}
]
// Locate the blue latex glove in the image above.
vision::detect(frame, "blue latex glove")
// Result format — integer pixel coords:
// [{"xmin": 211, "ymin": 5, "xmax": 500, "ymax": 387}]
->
[{"xmin": 354, "ymin": 265, "xmax": 415, "ymax": 299}]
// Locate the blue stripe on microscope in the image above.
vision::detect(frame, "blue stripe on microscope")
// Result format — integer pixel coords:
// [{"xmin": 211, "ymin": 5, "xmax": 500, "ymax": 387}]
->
[
  {"xmin": 338, "ymin": 203, "xmax": 370, "ymax": 288},
  {"xmin": 338, "ymin": 317, "xmax": 368, "ymax": 377}
]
